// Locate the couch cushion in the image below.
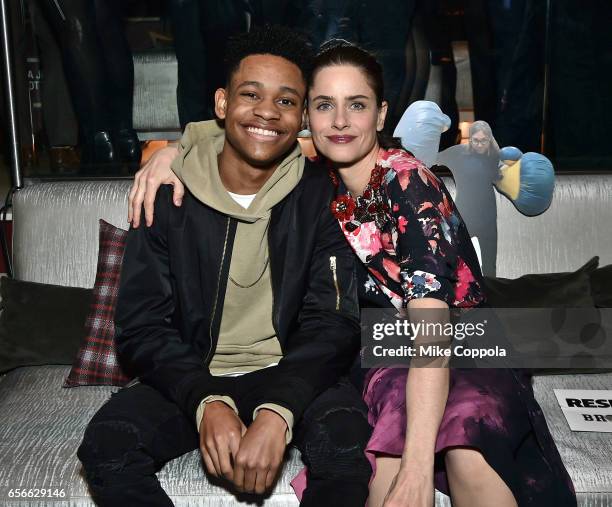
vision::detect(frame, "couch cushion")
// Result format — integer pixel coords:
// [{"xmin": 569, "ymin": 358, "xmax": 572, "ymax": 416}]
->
[
  {"xmin": 532, "ymin": 372, "xmax": 612, "ymax": 504},
  {"xmin": 1, "ymin": 366, "xmax": 610, "ymax": 506},
  {"xmin": 12, "ymin": 181, "xmax": 133, "ymax": 289},
  {"xmin": 493, "ymin": 174, "xmax": 612, "ymax": 278},
  {"xmin": 12, "ymin": 175, "xmax": 612, "ymax": 288},
  {"xmin": 0, "ymin": 366, "xmax": 303, "ymax": 507},
  {"xmin": 441, "ymin": 174, "xmax": 612, "ymax": 278}
]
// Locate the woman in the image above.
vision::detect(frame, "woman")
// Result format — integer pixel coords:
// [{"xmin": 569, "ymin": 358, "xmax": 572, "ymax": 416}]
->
[{"xmin": 127, "ymin": 42, "xmax": 576, "ymax": 507}]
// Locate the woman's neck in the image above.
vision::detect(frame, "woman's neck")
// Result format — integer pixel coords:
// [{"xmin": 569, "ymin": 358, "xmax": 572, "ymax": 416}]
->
[{"xmin": 337, "ymin": 143, "xmax": 381, "ymax": 197}]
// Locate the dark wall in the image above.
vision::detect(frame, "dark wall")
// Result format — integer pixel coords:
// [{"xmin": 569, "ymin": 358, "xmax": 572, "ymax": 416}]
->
[{"xmin": 547, "ymin": 0, "xmax": 612, "ymax": 170}]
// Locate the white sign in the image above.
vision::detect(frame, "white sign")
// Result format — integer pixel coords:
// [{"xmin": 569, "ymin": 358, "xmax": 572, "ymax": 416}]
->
[{"xmin": 554, "ymin": 389, "xmax": 612, "ymax": 433}]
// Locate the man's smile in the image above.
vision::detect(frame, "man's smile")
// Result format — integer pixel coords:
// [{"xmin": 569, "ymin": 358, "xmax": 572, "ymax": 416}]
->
[{"xmin": 244, "ymin": 124, "xmax": 283, "ymax": 141}]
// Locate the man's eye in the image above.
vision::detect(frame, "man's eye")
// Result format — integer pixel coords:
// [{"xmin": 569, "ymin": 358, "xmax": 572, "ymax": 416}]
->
[
  {"xmin": 241, "ymin": 92, "xmax": 258, "ymax": 99},
  {"xmin": 279, "ymin": 98, "xmax": 296, "ymax": 106},
  {"xmin": 316, "ymin": 102, "xmax": 332, "ymax": 111}
]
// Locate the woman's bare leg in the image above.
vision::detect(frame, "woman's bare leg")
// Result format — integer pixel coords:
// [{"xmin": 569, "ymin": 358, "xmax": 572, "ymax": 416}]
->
[
  {"xmin": 367, "ymin": 456, "xmax": 402, "ymax": 507},
  {"xmin": 445, "ymin": 448, "xmax": 518, "ymax": 507}
]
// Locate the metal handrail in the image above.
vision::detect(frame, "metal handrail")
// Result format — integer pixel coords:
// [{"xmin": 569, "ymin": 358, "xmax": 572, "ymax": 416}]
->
[{"xmin": 1, "ymin": 0, "xmax": 23, "ymax": 189}]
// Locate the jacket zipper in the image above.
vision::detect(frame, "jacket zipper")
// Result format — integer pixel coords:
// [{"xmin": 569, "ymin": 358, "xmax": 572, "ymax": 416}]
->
[
  {"xmin": 330, "ymin": 256, "xmax": 340, "ymax": 310},
  {"xmin": 205, "ymin": 217, "xmax": 231, "ymax": 364},
  {"xmin": 268, "ymin": 234, "xmax": 280, "ymax": 337}
]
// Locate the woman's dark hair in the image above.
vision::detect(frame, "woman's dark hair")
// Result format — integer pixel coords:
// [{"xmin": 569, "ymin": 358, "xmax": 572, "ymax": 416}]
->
[{"xmin": 312, "ymin": 40, "xmax": 403, "ymax": 150}]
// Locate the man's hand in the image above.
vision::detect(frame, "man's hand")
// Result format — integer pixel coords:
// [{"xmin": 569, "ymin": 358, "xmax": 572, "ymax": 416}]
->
[
  {"xmin": 233, "ymin": 409, "xmax": 287, "ymax": 495},
  {"xmin": 199, "ymin": 401, "xmax": 247, "ymax": 482},
  {"xmin": 128, "ymin": 145, "xmax": 184, "ymax": 228}
]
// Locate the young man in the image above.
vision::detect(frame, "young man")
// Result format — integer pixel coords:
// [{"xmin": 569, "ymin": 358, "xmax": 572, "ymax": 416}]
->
[{"xmin": 78, "ymin": 26, "xmax": 372, "ymax": 506}]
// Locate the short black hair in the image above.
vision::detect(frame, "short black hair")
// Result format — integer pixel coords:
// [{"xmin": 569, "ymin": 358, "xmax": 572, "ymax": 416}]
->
[{"xmin": 224, "ymin": 25, "xmax": 314, "ymax": 86}]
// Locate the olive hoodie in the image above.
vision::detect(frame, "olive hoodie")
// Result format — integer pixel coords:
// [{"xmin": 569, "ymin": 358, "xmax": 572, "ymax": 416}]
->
[{"xmin": 172, "ymin": 120, "xmax": 304, "ymax": 440}]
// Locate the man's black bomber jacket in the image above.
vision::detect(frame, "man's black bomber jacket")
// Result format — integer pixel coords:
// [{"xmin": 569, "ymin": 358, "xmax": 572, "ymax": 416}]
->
[{"xmin": 114, "ymin": 160, "xmax": 361, "ymax": 424}]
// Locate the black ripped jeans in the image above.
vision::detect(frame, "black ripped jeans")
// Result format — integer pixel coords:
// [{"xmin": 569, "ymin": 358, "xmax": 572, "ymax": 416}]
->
[{"xmin": 78, "ymin": 372, "xmax": 372, "ymax": 507}]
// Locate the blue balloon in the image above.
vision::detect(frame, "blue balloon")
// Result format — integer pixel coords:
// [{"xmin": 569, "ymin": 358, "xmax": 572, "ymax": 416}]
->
[
  {"xmin": 514, "ymin": 152, "xmax": 555, "ymax": 216},
  {"xmin": 499, "ymin": 146, "xmax": 523, "ymax": 162}
]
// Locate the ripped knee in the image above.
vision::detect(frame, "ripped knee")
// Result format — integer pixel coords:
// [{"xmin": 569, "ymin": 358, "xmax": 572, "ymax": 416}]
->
[
  {"xmin": 302, "ymin": 406, "xmax": 372, "ymax": 480},
  {"xmin": 78, "ymin": 420, "xmax": 142, "ymax": 485}
]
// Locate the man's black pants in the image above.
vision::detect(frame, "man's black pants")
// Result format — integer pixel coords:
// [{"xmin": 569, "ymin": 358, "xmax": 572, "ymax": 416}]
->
[{"xmin": 78, "ymin": 371, "xmax": 372, "ymax": 507}]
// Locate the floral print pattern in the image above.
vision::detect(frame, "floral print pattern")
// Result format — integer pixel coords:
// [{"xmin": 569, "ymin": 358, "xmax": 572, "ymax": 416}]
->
[{"xmin": 331, "ymin": 148, "xmax": 485, "ymax": 309}]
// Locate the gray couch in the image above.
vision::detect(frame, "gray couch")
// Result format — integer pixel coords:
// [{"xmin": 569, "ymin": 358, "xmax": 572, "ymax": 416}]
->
[{"xmin": 1, "ymin": 175, "xmax": 611, "ymax": 506}]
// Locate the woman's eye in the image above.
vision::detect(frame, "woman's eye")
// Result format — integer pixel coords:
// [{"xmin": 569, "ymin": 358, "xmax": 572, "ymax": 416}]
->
[
  {"xmin": 316, "ymin": 102, "xmax": 332, "ymax": 111},
  {"xmin": 350, "ymin": 102, "xmax": 366, "ymax": 110}
]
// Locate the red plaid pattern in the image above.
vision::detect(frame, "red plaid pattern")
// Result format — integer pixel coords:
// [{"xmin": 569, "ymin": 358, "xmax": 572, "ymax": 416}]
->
[{"xmin": 64, "ymin": 220, "xmax": 132, "ymax": 387}]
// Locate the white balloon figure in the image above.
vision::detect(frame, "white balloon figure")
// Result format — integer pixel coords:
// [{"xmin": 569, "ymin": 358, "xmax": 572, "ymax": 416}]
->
[{"xmin": 393, "ymin": 100, "xmax": 451, "ymax": 168}]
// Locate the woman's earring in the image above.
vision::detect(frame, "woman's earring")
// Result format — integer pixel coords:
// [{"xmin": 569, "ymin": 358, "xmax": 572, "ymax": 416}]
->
[
  {"xmin": 298, "ymin": 120, "xmax": 311, "ymax": 138},
  {"xmin": 297, "ymin": 129, "xmax": 312, "ymax": 138}
]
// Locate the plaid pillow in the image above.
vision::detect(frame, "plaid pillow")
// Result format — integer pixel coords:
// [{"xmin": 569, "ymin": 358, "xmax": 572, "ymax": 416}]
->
[{"xmin": 64, "ymin": 220, "xmax": 132, "ymax": 387}]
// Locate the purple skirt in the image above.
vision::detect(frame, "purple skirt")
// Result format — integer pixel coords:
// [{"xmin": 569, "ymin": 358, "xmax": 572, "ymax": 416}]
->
[{"xmin": 363, "ymin": 367, "xmax": 577, "ymax": 506}]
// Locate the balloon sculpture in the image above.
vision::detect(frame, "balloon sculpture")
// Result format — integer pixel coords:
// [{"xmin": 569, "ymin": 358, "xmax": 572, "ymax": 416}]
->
[
  {"xmin": 394, "ymin": 102, "xmax": 555, "ymax": 277},
  {"xmin": 394, "ymin": 100, "xmax": 451, "ymax": 168},
  {"xmin": 496, "ymin": 147, "xmax": 555, "ymax": 216}
]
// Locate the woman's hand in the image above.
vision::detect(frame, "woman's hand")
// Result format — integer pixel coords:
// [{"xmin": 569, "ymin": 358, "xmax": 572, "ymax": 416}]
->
[
  {"xmin": 128, "ymin": 145, "xmax": 183, "ymax": 227},
  {"xmin": 382, "ymin": 461, "xmax": 434, "ymax": 507}
]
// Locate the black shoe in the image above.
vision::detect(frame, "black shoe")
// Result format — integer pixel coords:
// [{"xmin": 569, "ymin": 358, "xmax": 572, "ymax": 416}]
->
[
  {"xmin": 81, "ymin": 131, "xmax": 118, "ymax": 175},
  {"xmin": 115, "ymin": 128, "xmax": 142, "ymax": 173}
]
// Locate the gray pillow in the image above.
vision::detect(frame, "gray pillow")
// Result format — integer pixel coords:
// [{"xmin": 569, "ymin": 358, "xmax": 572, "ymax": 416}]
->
[
  {"xmin": 483, "ymin": 258, "xmax": 612, "ymax": 374},
  {"xmin": 0, "ymin": 278, "xmax": 92, "ymax": 374},
  {"xmin": 483, "ymin": 257, "xmax": 599, "ymax": 308},
  {"xmin": 590, "ymin": 264, "xmax": 612, "ymax": 307}
]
